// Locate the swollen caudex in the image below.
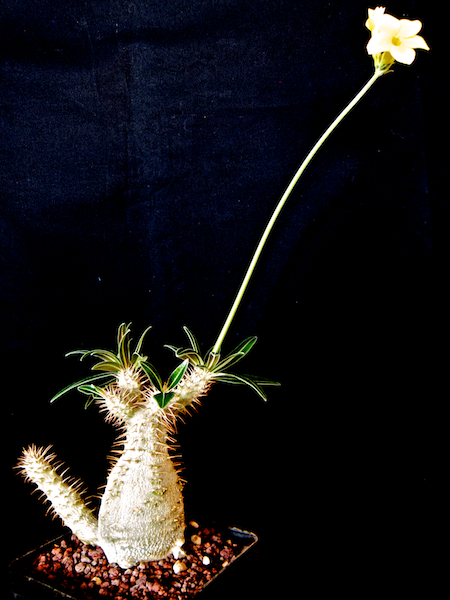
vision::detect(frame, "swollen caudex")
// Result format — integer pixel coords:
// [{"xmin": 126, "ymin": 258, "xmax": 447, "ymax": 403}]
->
[
  {"xmin": 98, "ymin": 408, "xmax": 185, "ymax": 567},
  {"xmin": 96, "ymin": 367, "xmax": 213, "ymax": 567}
]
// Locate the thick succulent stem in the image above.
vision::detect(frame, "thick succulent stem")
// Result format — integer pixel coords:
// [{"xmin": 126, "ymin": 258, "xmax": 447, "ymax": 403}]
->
[
  {"xmin": 98, "ymin": 409, "xmax": 185, "ymax": 568},
  {"xmin": 18, "ymin": 362, "xmax": 215, "ymax": 568},
  {"xmin": 171, "ymin": 366, "xmax": 214, "ymax": 413},
  {"xmin": 18, "ymin": 446, "xmax": 99, "ymax": 546}
]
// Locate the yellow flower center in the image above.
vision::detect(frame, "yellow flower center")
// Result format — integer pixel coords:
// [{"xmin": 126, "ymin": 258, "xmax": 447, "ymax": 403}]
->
[{"xmin": 392, "ymin": 36, "xmax": 402, "ymax": 46}]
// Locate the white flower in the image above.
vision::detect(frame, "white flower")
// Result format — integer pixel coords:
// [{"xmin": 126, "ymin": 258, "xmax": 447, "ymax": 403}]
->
[
  {"xmin": 365, "ymin": 6, "xmax": 386, "ymax": 33},
  {"xmin": 366, "ymin": 7, "xmax": 429, "ymax": 66}
]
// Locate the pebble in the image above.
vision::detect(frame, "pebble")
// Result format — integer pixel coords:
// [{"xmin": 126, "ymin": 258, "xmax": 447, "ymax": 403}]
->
[
  {"xmin": 30, "ymin": 524, "xmax": 246, "ymax": 599},
  {"xmin": 173, "ymin": 560, "xmax": 188, "ymax": 574}
]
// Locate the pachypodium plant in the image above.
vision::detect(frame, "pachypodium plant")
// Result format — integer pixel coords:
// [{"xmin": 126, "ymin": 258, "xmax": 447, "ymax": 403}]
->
[
  {"xmin": 19, "ymin": 323, "xmax": 276, "ymax": 568},
  {"xmin": 18, "ymin": 7, "xmax": 429, "ymax": 570}
]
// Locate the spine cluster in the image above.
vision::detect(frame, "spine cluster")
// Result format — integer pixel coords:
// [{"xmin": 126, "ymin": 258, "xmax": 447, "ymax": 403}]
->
[{"xmin": 18, "ymin": 446, "xmax": 99, "ymax": 546}]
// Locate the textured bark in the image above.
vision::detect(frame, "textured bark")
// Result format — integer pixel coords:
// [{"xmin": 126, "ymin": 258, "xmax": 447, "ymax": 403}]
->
[{"xmin": 98, "ymin": 409, "xmax": 185, "ymax": 567}]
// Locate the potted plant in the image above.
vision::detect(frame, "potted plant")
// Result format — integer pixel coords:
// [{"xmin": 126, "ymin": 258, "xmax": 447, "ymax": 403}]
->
[{"xmin": 11, "ymin": 6, "xmax": 429, "ymax": 598}]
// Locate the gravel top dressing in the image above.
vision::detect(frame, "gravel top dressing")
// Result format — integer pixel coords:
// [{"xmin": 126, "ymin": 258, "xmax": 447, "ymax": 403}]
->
[{"xmin": 20, "ymin": 521, "xmax": 253, "ymax": 599}]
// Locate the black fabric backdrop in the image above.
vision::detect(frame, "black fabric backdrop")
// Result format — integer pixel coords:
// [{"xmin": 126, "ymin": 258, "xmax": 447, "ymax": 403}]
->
[{"xmin": 1, "ymin": 0, "xmax": 445, "ymax": 594}]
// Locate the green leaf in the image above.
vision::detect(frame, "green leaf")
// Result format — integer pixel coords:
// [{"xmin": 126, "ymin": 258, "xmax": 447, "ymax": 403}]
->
[
  {"xmin": 84, "ymin": 397, "xmax": 96, "ymax": 409},
  {"xmin": 65, "ymin": 350, "xmax": 87, "ymax": 358},
  {"xmin": 50, "ymin": 373, "xmax": 115, "ymax": 403},
  {"xmin": 117, "ymin": 323, "xmax": 132, "ymax": 365},
  {"xmin": 91, "ymin": 361, "xmax": 121, "ymax": 372},
  {"xmin": 166, "ymin": 359, "xmax": 189, "ymax": 391},
  {"xmin": 134, "ymin": 325, "xmax": 152, "ymax": 357},
  {"xmin": 215, "ymin": 337, "xmax": 257, "ymax": 371},
  {"xmin": 183, "ymin": 326, "xmax": 201, "ymax": 354},
  {"xmin": 117, "ymin": 323, "xmax": 130, "ymax": 348},
  {"xmin": 164, "ymin": 344, "xmax": 181, "ymax": 355},
  {"xmin": 66, "ymin": 349, "xmax": 119, "ymax": 364},
  {"xmin": 215, "ymin": 352, "xmax": 244, "ymax": 371},
  {"xmin": 154, "ymin": 391, "xmax": 175, "ymax": 409},
  {"xmin": 230, "ymin": 336, "xmax": 257, "ymax": 357},
  {"xmin": 165, "ymin": 345, "xmax": 202, "ymax": 365},
  {"xmin": 140, "ymin": 361, "xmax": 163, "ymax": 391},
  {"xmin": 206, "ymin": 351, "xmax": 221, "ymax": 370},
  {"xmin": 214, "ymin": 372, "xmax": 268, "ymax": 401},
  {"xmin": 77, "ymin": 384, "xmax": 103, "ymax": 396},
  {"xmin": 243, "ymin": 374, "xmax": 281, "ymax": 387}
]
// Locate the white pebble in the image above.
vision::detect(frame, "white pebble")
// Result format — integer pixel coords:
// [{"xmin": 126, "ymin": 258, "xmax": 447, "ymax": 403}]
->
[
  {"xmin": 202, "ymin": 555, "xmax": 210, "ymax": 566},
  {"xmin": 173, "ymin": 560, "xmax": 187, "ymax": 574}
]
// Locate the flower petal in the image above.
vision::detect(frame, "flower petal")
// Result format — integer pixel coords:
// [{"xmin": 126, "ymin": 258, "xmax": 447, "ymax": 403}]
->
[
  {"xmin": 367, "ymin": 34, "xmax": 394, "ymax": 55},
  {"xmin": 366, "ymin": 7, "xmax": 386, "ymax": 31},
  {"xmin": 378, "ymin": 13, "xmax": 401, "ymax": 36},
  {"xmin": 402, "ymin": 35, "xmax": 430, "ymax": 51},
  {"xmin": 398, "ymin": 19, "xmax": 422, "ymax": 39},
  {"xmin": 390, "ymin": 45, "xmax": 416, "ymax": 65}
]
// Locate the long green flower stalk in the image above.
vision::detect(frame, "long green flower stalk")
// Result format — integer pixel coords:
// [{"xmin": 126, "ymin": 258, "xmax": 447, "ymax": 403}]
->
[{"xmin": 212, "ymin": 70, "xmax": 383, "ymax": 354}]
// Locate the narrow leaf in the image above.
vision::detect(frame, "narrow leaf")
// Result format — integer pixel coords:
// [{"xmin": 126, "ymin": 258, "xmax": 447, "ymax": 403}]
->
[
  {"xmin": 164, "ymin": 344, "xmax": 181, "ymax": 355},
  {"xmin": 165, "ymin": 345, "xmax": 201, "ymax": 365},
  {"xmin": 66, "ymin": 349, "xmax": 119, "ymax": 364},
  {"xmin": 215, "ymin": 352, "xmax": 245, "ymax": 371},
  {"xmin": 50, "ymin": 373, "xmax": 115, "ymax": 403},
  {"xmin": 154, "ymin": 391, "xmax": 165, "ymax": 408},
  {"xmin": 229, "ymin": 336, "xmax": 257, "ymax": 358},
  {"xmin": 87, "ymin": 350, "xmax": 121, "ymax": 363},
  {"xmin": 77, "ymin": 385, "xmax": 104, "ymax": 398},
  {"xmin": 65, "ymin": 350, "xmax": 87, "ymax": 358},
  {"xmin": 183, "ymin": 326, "xmax": 201, "ymax": 354},
  {"xmin": 77, "ymin": 385, "xmax": 97, "ymax": 395},
  {"xmin": 119, "ymin": 328, "xmax": 132, "ymax": 367},
  {"xmin": 243, "ymin": 374, "xmax": 281, "ymax": 387},
  {"xmin": 214, "ymin": 372, "xmax": 268, "ymax": 401},
  {"xmin": 134, "ymin": 325, "xmax": 152, "ymax": 356},
  {"xmin": 91, "ymin": 361, "xmax": 121, "ymax": 372},
  {"xmin": 163, "ymin": 391, "xmax": 175, "ymax": 407},
  {"xmin": 117, "ymin": 323, "xmax": 129, "ymax": 347},
  {"xmin": 140, "ymin": 361, "xmax": 163, "ymax": 391},
  {"xmin": 216, "ymin": 337, "xmax": 258, "ymax": 371},
  {"xmin": 154, "ymin": 391, "xmax": 175, "ymax": 409},
  {"xmin": 84, "ymin": 397, "xmax": 96, "ymax": 409},
  {"xmin": 166, "ymin": 359, "xmax": 189, "ymax": 391},
  {"xmin": 65, "ymin": 349, "xmax": 96, "ymax": 362},
  {"xmin": 117, "ymin": 323, "xmax": 131, "ymax": 363},
  {"xmin": 206, "ymin": 351, "xmax": 221, "ymax": 370}
]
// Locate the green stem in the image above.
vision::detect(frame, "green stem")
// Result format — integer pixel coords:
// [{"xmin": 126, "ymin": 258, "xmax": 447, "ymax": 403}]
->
[{"xmin": 212, "ymin": 70, "xmax": 383, "ymax": 355}]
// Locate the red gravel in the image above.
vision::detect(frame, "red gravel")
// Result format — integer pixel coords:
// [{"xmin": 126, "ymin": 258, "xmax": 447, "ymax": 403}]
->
[{"xmin": 28, "ymin": 522, "xmax": 248, "ymax": 599}]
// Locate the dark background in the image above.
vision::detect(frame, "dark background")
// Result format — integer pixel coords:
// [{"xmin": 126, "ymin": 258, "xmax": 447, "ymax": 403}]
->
[{"xmin": 1, "ymin": 0, "xmax": 445, "ymax": 595}]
